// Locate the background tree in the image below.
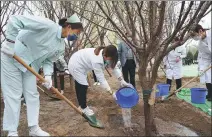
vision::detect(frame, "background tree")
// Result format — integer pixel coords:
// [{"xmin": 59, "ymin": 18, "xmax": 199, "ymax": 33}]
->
[
  {"xmin": 185, "ymin": 51, "xmax": 194, "ymax": 65},
  {"xmin": 95, "ymin": 1, "xmax": 211, "ymax": 135},
  {"xmin": 0, "ymin": 1, "xmax": 32, "ymax": 45},
  {"xmin": 0, "ymin": 1, "xmax": 211, "ymax": 136},
  {"xmin": 193, "ymin": 50, "xmax": 198, "ymax": 63}
]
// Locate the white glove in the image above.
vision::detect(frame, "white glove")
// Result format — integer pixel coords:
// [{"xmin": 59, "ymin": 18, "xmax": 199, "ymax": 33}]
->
[
  {"xmin": 1, "ymin": 45, "xmax": 14, "ymax": 57},
  {"xmin": 120, "ymin": 79, "xmax": 134, "ymax": 89},
  {"xmin": 42, "ymin": 76, "xmax": 52, "ymax": 90},
  {"xmin": 107, "ymin": 89, "xmax": 117, "ymax": 100},
  {"xmin": 65, "ymin": 70, "xmax": 70, "ymax": 74}
]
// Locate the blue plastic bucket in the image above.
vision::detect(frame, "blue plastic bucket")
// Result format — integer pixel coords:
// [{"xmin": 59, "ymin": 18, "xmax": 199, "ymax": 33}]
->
[
  {"xmin": 115, "ymin": 87, "xmax": 139, "ymax": 108},
  {"xmin": 155, "ymin": 90, "xmax": 160, "ymax": 97},
  {"xmin": 157, "ymin": 83, "xmax": 170, "ymax": 96},
  {"xmin": 191, "ymin": 88, "xmax": 207, "ymax": 104}
]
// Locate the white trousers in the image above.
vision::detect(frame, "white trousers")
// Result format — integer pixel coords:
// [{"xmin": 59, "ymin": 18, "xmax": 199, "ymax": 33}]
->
[
  {"xmin": 198, "ymin": 58, "xmax": 211, "ymax": 84},
  {"xmin": 1, "ymin": 53, "xmax": 40, "ymax": 131}
]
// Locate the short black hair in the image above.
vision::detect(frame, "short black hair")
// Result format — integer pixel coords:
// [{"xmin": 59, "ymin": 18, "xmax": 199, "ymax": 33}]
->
[
  {"xmin": 58, "ymin": 18, "xmax": 67, "ymax": 26},
  {"xmin": 193, "ymin": 24, "xmax": 205, "ymax": 33}
]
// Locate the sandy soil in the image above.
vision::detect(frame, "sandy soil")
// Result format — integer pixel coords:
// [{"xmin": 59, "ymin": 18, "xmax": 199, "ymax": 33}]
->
[{"xmin": 0, "ymin": 71, "xmax": 211, "ymax": 136}]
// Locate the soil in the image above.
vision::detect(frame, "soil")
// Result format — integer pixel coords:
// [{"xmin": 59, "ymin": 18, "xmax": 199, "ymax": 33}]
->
[{"xmin": 0, "ymin": 71, "xmax": 211, "ymax": 136}]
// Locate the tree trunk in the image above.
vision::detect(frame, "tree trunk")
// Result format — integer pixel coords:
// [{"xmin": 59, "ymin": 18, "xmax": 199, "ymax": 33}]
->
[
  {"xmin": 138, "ymin": 66, "xmax": 158, "ymax": 136},
  {"xmin": 143, "ymin": 99, "xmax": 157, "ymax": 136}
]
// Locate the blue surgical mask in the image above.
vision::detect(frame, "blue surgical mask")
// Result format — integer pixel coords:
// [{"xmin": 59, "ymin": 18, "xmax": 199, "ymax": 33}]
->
[
  {"xmin": 67, "ymin": 34, "xmax": 78, "ymax": 41},
  {"xmin": 104, "ymin": 60, "xmax": 112, "ymax": 66}
]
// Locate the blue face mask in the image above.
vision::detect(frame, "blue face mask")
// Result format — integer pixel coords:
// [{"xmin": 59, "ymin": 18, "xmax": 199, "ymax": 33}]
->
[
  {"xmin": 67, "ymin": 34, "xmax": 78, "ymax": 41},
  {"xmin": 104, "ymin": 60, "xmax": 112, "ymax": 66}
]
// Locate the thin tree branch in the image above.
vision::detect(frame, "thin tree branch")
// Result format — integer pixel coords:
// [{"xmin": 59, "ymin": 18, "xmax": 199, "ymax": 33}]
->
[{"xmin": 154, "ymin": 1, "xmax": 166, "ymax": 37}]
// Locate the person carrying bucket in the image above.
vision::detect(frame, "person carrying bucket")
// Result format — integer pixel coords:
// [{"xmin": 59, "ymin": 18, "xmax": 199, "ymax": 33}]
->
[
  {"xmin": 68, "ymin": 45, "xmax": 133, "ymax": 121},
  {"xmin": 192, "ymin": 24, "xmax": 211, "ymax": 101},
  {"xmin": 163, "ymin": 37, "xmax": 187, "ymax": 92},
  {"xmin": 1, "ymin": 13, "xmax": 83, "ymax": 136}
]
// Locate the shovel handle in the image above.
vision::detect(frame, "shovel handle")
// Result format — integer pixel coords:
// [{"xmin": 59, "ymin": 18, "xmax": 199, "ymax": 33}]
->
[
  {"xmin": 13, "ymin": 55, "xmax": 82, "ymax": 115},
  {"xmin": 166, "ymin": 65, "xmax": 212, "ymax": 99},
  {"xmin": 105, "ymin": 67, "xmax": 112, "ymax": 77}
]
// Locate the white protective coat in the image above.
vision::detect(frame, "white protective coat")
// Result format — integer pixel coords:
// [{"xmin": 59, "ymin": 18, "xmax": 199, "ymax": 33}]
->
[
  {"xmin": 1, "ymin": 15, "xmax": 65, "ymax": 131},
  {"xmin": 68, "ymin": 48, "xmax": 122, "ymax": 91},
  {"xmin": 197, "ymin": 29, "xmax": 211, "ymax": 83},
  {"xmin": 163, "ymin": 45, "xmax": 187, "ymax": 80}
]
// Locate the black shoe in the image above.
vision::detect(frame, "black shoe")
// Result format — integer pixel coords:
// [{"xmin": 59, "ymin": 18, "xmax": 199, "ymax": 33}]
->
[
  {"xmin": 206, "ymin": 95, "xmax": 210, "ymax": 99},
  {"xmin": 207, "ymin": 98, "xmax": 212, "ymax": 101}
]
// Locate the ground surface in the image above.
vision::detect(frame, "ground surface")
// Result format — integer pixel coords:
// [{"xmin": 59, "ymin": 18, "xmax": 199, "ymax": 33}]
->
[{"xmin": 0, "ymin": 69, "xmax": 211, "ymax": 136}]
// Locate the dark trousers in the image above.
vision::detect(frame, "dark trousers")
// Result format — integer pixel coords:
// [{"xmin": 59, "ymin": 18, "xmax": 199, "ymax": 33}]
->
[
  {"xmin": 122, "ymin": 59, "xmax": 136, "ymax": 88},
  {"xmin": 53, "ymin": 63, "xmax": 64, "ymax": 90},
  {"xmin": 75, "ymin": 80, "xmax": 88, "ymax": 109},
  {"xmin": 206, "ymin": 83, "xmax": 212, "ymax": 99},
  {"xmin": 166, "ymin": 78, "xmax": 182, "ymax": 91},
  {"xmin": 92, "ymin": 70, "xmax": 98, "ymax": 82}
]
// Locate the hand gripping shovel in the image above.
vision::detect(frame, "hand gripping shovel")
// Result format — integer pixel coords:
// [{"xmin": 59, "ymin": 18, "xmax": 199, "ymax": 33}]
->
[
  {"xmin": 13, "ymin": 55, "xmax": 104, "ymax": 129},
  {"xmin": 37, "ymin": 85, "xmax": 62, "ymax": 100},
  {"xmin": 165, "ymin": 65, "xmax": 212, "ymax": 100}
]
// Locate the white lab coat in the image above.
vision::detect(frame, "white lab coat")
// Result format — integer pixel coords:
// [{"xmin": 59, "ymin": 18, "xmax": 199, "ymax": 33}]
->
[
  {"xmin": 1, "ymin": 15, "xmax": 64, "ymax": 131},
  {"xmin": 68, "ymin": 48, "xmax": 122, "ymax": 91},
  {"xmin": 197, "ymin": 29, "xmax": 211, "ymax": 83},
  {"xmin": 163, "ymin": 45, "xmax": 187, "ymax": 80}
]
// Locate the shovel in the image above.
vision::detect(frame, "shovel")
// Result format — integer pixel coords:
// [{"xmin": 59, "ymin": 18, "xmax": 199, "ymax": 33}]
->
[
  {"xmin": 37, "ymin": 85, "xmax": 62, "ymax": 100},
  {"xmin": 13, "ymin": 55, "xmax": 104, "ymax": 129},
  {"xmin": 165, "ymin": 65, "xmax": 212, "ymax": 100}
]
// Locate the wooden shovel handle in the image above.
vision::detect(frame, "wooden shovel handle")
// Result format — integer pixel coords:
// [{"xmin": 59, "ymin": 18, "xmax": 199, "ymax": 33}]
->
[
  {"xmin": 13, "ymin": 55, "xmax": 82, "ymax": 115},
  {"xmin": 166, "ymin": 65, "xmax": 212, "ymax": 99},
  {"xmin": 105, "ymin": 67, "xmax": 112, "ymax": 77}
]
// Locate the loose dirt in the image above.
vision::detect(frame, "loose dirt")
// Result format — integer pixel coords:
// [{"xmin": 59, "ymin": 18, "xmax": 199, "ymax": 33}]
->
[{"xmin": 1, "ymin": 72, "xmax": 211, "ymax": 136}]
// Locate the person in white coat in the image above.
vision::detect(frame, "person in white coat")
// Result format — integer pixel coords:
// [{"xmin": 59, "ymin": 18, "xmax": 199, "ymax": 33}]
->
[
  {"xmin": 192, "ymin": 24, "xmax": 211, "ymax": 101},
  {"xmin": 68, "ymin": 45, "xmax": 133, "ymax": 117},
  {"xmin": 163, "ymin": 37, "xmax": 187, "ymax": 91},
  {"xmin": 1, "ymin": 14, "xmax": 83, "ymax": 136}
]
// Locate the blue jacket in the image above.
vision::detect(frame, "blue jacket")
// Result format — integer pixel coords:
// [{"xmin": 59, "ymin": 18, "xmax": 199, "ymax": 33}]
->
[
  {"xmin": 6, "ymin": 15, "xmax": 65, "ymax": 76},
  {"xmin": 118, "ymin": 40, "xmax": 136, "ymax": 67}
]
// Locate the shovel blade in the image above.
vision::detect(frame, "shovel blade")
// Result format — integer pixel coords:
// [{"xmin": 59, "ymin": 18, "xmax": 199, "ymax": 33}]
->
[{"xmin": 82, "ymin": 113, "xmax": 104, "ymax": 129}]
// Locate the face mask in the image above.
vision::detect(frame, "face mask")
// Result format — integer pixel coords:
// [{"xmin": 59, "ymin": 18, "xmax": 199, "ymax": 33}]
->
[
  {"xmin": 67, "ymin": 34, "xmax": 78, "ymax": 41},
  {"xmin": 104, "ymin": 60, "xmax": 112, "ymax": 66}
]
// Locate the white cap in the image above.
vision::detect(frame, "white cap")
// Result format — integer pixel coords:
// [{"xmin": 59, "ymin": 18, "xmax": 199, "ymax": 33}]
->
[{"xmin": 67, "ymin": 13, "xmax": 81, "ymax": 23}]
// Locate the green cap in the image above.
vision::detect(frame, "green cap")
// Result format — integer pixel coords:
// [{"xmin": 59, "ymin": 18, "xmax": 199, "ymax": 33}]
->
[{"xmin": 67, "ymin": 13, "xmax": 81, "ymax": 23}]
